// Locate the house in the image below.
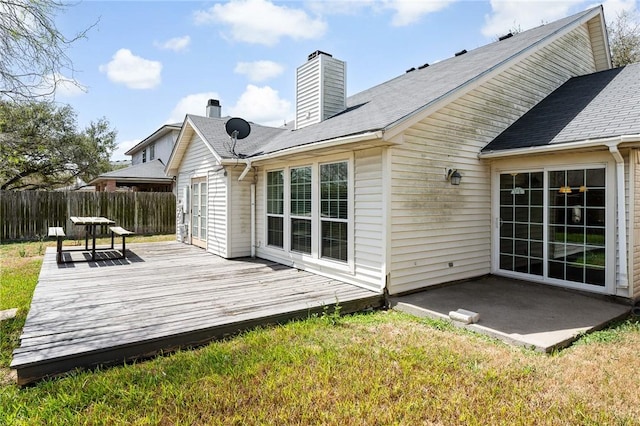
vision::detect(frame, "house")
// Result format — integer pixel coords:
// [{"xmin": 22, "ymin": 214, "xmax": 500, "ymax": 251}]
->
[
  {"xmin": 91, "ymin": 101, "xmax": 224, "ymax": 192},
  {"xmin": 166, "ymin": 5, "xmax": 640, "ymax": 301}
]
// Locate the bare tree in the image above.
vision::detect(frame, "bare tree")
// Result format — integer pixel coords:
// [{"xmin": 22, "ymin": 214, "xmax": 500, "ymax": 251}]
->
[
  {"xmin": 609, "ymin": 9, "xmax": 640, "ymax": 67},
  {"xmin": 0, "ymin": 0, "xmax": 93, "ymax": 100}
]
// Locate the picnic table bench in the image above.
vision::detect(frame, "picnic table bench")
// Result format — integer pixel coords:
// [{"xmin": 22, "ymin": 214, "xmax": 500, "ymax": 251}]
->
[
  {"xmin": 48, "ymin": 226, "xmax": 66, "ymax": 264},
  {"xmin": 47, "ymin": 218, "xmax": 134, "ymax": 263},
  {"xmin": 109, "ymin": 226, "xmax": 134, "ymax": 259}
]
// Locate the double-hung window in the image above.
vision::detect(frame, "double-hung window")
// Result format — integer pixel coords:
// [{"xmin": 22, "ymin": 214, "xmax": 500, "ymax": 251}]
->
[
  {"xmin": 266, "ymin": 170, "xmax": 284, "ymax": 248},
  {"xmin": 290, "ymin": 166, "xmax": 312, "ymax": 254},
  {"xmin": 266, "ymin": 160, "xmax": 350, "ymax": 264},
  {"xmin": 320, "ymin": 162, "xmax": 348, "ymax": 261}
]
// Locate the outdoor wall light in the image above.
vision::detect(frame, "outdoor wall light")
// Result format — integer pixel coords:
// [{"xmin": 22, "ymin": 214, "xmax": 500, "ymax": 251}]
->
[{"xmin": 446, "ymin": 169, "xmax": 462, "ymax": 185}]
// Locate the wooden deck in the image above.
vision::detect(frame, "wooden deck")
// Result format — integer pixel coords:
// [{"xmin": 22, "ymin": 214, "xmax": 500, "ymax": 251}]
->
[{"xmin": 11, "ymin": 242, "xmax": 383, "ymax": 385}]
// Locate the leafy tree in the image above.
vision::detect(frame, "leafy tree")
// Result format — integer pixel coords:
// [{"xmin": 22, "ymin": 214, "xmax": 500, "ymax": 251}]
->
[
  {"xmin": 0, "ymin": 0, "xmax": 92, "ymax": 100},
  {"xmin": 609, "ymin": 9, "xmax": 640, "ymax": 67},
  {"xmin": 0, "ymin": 100, "xmax": 117, "ymax": 190}
]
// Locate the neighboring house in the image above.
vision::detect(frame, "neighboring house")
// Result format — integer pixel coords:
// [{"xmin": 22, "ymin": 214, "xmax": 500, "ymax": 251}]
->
[
  {"xmin": 127, "ymin": 123, "xmax": 182, "ymax": 166},
  {"xmin": 92, "ymin": 101, "xmax": 223, "ymax": 192},
  {"xmin": 166, "ymin": 6, "xmax": 640, "ymax": 301},
  {"xmin": 90, "ymin": 159, "xmax": 173, "ymax": 192}
]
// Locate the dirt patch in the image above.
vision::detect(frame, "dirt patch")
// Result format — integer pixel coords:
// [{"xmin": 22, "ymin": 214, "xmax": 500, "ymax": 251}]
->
[{"xmin": 0, "ymin": 368, "xmax": 17, "ymax": 386}]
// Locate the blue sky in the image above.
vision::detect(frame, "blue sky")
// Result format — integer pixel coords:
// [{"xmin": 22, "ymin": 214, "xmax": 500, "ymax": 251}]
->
[{"xmin": 50, "ymin": 0, "xmax": 638, "ymax": 160}]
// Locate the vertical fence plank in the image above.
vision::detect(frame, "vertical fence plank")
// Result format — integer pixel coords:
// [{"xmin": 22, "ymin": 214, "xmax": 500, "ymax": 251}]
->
[{"xmin": 0, "ymin": 191, "xmax": 176, "ymax": 241}]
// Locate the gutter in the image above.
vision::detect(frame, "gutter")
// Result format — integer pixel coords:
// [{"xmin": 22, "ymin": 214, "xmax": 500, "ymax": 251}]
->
[
  {"xmin": 479, "ymin": 134, "xmax": 640, "ymax": 159},
  {"xmin": 608, "ymin": 143, "xmax": 629, "ymax": 289},
  {"xmin": 220, "ymin": 131, "xmax": 385, "ymax": 165}
]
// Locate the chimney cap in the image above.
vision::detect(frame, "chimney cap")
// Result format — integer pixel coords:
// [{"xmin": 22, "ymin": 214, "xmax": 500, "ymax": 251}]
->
[
  {"xmin": 207, "ymin": 99, "xmax": 220, "ymax": 107},
  {"xmin": 308, "ymin": 50, "xmax": 332, "ymax": 61}
]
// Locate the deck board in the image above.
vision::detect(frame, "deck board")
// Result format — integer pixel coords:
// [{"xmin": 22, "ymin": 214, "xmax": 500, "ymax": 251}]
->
[{"xmin": 11, "ymin": 242, "xmax": 383, "ymax": 385}]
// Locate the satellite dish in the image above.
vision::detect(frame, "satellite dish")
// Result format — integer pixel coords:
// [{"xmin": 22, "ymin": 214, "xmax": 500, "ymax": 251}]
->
[{"xmin": 225, "ymin": 117, "xmax": 251, "ymax": 140}]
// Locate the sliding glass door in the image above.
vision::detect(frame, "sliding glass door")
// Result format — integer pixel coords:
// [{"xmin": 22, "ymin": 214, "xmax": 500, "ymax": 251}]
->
[{"xmin": 498, "ymin": 168, "xmax": 606, "ymax": 288}]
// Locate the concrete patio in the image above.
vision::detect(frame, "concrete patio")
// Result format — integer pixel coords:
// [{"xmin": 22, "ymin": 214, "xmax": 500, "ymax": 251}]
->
[{"xmin": 390, "ymin": 275, "xmax": 631, "ymax": 352}]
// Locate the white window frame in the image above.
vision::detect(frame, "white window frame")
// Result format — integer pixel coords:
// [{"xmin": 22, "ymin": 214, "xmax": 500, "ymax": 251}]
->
[
  {"xmin": 263, "ymin": 154, "xmax": 354, "ymax": 273},
  {"xmin": 491, "ymin": 161, "xmax": 615, "ymax": 294},
  {"xmin": 266, "ymin": 169, "xmax": 285, "ymax": 249}
]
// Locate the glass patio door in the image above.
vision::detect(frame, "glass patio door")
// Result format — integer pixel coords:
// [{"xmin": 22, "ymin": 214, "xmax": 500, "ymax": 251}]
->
[
  {"xmin": 191, "ymin": 178, "xmax": 207, "ymax": 249},
  {"xmin": 499, "ymin": 172, "xmax": 544, "ymax": 276},
  {"xmin": 498, "ymin": 168, "xmax": 607, "ymax": 288}
]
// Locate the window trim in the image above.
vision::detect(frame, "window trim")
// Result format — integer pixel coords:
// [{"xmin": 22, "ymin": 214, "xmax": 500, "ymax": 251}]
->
[
  {"xmin": 491, "ymin": 162, "xmax": 615, "ymax": 294},
  {"xmin": 266, "ymin": 170, "xmax": 284, "ymax": 249},
  {"xmin": 262, "ymin": 155, "xmax": 354, "ymax": 273}
]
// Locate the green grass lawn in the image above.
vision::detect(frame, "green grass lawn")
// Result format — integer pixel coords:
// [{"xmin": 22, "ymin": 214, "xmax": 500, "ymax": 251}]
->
[{"xmin": 2, "ymin": 238, "xmax": 640, "ymax": 424}]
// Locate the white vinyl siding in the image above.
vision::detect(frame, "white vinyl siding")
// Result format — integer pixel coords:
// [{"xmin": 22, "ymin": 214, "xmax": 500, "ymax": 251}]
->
[
  {"xmin": 354, "ymin": 148, "xmax": 385, "ymax": 289},
  {"xmin": 207, "ymin": 168, "xmax": 227, "ymax": 257},
  {"xmin": 131, "ymin": 130, "xmax": 178, "ymax": 165},
  {"xmin": 388, "ymin": 25, "xmax": 597, "ymax": 295},
  {"xmin": 633, "ymin": 150, "xmax": 640, "ymax": 299},
  {"xmin": 255, "ymin": 148, "xmax": 385, "ymax": 292},
  {"xmin": 175, "ymin": 134, "xmax": 226, "ymax": 254},
  {"xmin": 296, "ymin": 53, "xmax": 346, "ymax": 130},
  {"xmin": 227, "ymin": 167, "xmax": 252, "ymax": 258},
  {"xmin": 586, "ymin": 19, "xmax": 610, "ymax": 71}
]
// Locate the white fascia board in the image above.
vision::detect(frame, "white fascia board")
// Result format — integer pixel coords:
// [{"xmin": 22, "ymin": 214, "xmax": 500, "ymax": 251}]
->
[
  {"xmin": 219, "ymin": 131, "xmax": 385, "ymax": 165},
  {"xmin": 125, "ymin": 124, "xmax": 181, "ymax": 156},
  {"xmin": 165, "ymin": 116, "xmax": 192, "ymax": 176},
  {"xmin": 594, "ymin": 11, "xmax": 612, "ymax": 69},
  {"xmin": 479, "ymin": 134, "xmax": 640, "ymax": 159},
  {"xmin": 382, "ymin": 7, "xmax": 604, "ymax": 142},
  {"xmin": 166, "ymin": 116, "xmax": 224, "ymax": 176}
]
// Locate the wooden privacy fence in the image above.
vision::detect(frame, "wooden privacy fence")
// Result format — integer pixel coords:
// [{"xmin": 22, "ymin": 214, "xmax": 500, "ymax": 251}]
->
[{"xmin": 1, "ymin": 191, "xmax": 176, "ymax": 241}]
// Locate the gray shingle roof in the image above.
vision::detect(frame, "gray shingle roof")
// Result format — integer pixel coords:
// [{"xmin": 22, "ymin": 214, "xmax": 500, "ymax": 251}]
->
[
  {"xmin": 482, "ymin": 63, "xmax": 640, "ymax": 152},
  {"xmin": 186, "ymin": 115, "xmax": 286, "ymax": 159},
  {"xmin": 187, "ymin": 7, "xmax": 600, "ymax": 159},
  {"xmin": 98, "ymin": 159, "xmax": 171, "ymax": 180}
]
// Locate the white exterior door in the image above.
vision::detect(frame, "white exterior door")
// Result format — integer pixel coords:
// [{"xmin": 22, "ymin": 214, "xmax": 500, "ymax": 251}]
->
[{"xmin": 191, "ymin": 178, "xmax": 207, "ymax": 249}]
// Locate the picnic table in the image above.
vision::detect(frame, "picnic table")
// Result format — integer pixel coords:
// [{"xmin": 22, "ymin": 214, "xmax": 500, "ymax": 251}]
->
[{"xmin": 70, "ymin": 216, "xmax": 116, "ymax": 261}]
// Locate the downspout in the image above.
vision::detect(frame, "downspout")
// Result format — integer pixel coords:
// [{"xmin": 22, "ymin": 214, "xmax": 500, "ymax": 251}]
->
[
  {"xmin": 608, "ymin": 143, "xmax": 629, "ymax": 288},
  {"xmin": 238, "ymin": 159, "xmax": 256, "ymax": 258}
]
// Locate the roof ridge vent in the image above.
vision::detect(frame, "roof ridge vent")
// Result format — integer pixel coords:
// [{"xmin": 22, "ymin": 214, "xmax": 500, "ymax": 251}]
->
[
  {"xmin": 498, "ymin": 32, "xmax": 513, "ymax": 41},
  {"xmin": 406, "ymin": 67, "xmax": 416, "ymax": 73},
  {"xmin": 418, "ymin": 63, "xmax": 429, "ymax": 69},
  {"xmin": 454, "ymin": 49, "xmax": 467, "ymax": 57}
]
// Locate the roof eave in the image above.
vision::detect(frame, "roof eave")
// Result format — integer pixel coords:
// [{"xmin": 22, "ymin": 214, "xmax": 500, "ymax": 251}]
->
[
  {"xmin": 478, "ymin": 134, "xmax": 640, "ymax": 159},
  {"xmin": 220, "ymin": 130, "xmax": 386, "ymax": 165},
  {"xmin": 124, "ymin": 124, "xmax": 181, "ymax": 155}
]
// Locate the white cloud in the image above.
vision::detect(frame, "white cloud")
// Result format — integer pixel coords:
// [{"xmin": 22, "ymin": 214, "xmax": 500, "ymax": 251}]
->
[
  {"xmin": 99, "ymin": 49, "xmax": 162, "ymax": 89},
  {"xmin": 194, "ymin": 0, "xmax": 326, "ymax": 46},
  {"xmin": 234, "ymin": 60, "xmax": 284, "ymax": 82},
  {"xmin": 306, "ymin": 0, "xmax": 375, "ymax": 16},
  {"xmin": 384, "ymin": 0, "xmax": 458, "ymax": 26},
  {"xmin": 34, "ymin": 73, "xmax": 86, "ymax": 98},
  {"xmin": 167, "ymin": 92, "xmax": 221, "ymax": 123},
  {"xmin": 481, "ymin": 0, "xmax": 585, "ymax": 38},
  {"xmin": 112, "ymin": 139, "xmax": 140, "ymax": 161},
  {"xmin": 228, "ymin": 84, "xmax": 292, "ymax": 127},
  {"xmin": 601, "ymin": 0, "xmax": 637, "ymax": 21},
  {"xmin": 154, "ymin": 35, "xmax": 191, "ymax": 52}
]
